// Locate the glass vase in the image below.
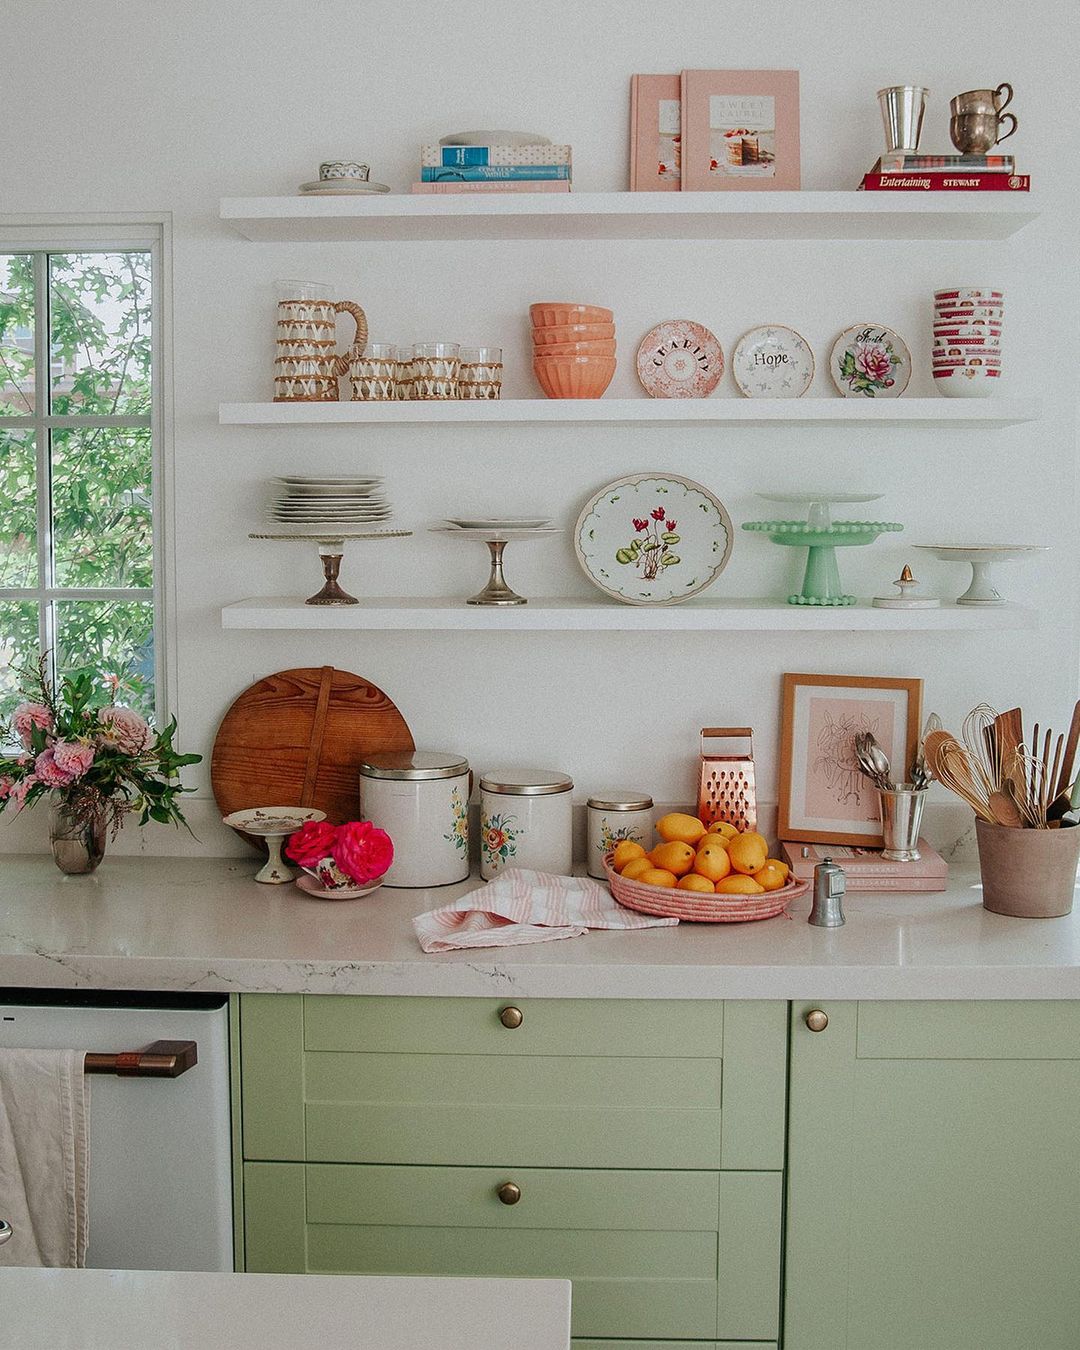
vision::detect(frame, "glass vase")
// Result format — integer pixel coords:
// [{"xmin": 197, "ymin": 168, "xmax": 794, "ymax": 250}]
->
[{"xmin": 49, "ymin": 800, "xmax": 107, "ymax": 875}]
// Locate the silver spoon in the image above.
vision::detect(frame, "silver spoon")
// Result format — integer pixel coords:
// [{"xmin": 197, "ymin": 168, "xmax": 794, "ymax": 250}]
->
[{"xmin": 855, "ymin": 731, "xmax": 894, "ymax": 791}]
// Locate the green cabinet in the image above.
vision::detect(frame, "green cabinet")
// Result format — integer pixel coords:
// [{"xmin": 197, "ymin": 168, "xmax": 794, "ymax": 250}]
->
[
  {"xmin": 785, "ymin": 1000, "xmax": 1080, "ymax": 1350},
  {"xmin": 237, "ymin": 994, "xmax": 786, "ymax": 1345}
]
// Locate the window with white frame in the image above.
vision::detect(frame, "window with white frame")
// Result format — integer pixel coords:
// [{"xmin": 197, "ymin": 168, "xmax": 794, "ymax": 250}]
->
[{"xmin": 0, "ymin": 241, "xmax": 159, "ymax": 720}]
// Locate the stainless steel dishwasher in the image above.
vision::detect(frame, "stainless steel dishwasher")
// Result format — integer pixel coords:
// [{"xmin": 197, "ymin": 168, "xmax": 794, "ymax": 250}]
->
[{"xmin": 0, "ymin": 989, "xmax": 233, "ymax": 1270}]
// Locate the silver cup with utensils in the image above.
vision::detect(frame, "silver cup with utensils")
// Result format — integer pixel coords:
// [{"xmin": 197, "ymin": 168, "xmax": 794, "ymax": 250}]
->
[
  {"xmin": 878, "ymin": 786, "xmax": 927, "ymax": 862},
  {"xmin": 878, "ymin": 85, "xmax": 929, "ymax": 152}
]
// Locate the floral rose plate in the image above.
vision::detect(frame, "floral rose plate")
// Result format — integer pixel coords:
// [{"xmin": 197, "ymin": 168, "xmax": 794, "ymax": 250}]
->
[
  {"xmin": 574, "ymin": 473, "xmax": 733, "ymax": 606},
  {"xmin": 731, "ymin": 325, "xmax": 814, "ymax": 398},
  {"xmin": 635, "ymin": 319, "xmax": 724, "ymax": 398},
  {"xmin": 829, "ymin": 323, "xmax": 911, "ymax": 398}
]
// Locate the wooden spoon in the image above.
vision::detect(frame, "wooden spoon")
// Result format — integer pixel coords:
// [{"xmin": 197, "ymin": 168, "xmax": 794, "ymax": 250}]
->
[
  {"xmin": 1056, "ymin": 699, "xmax": 1080, "ymax": 799},
  {"xmin": 988, "ymin": 789, "xmax": 1023, "ymax": 827}
]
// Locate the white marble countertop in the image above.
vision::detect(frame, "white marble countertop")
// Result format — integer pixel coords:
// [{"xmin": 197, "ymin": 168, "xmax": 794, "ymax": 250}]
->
[
  {"xmin": 0, "ymin": 1269, "xmax": 571, "ymax": 1350},
  {"xmin": 1, "ymin": 854, "xmax": 1079, "ymax": 998}
]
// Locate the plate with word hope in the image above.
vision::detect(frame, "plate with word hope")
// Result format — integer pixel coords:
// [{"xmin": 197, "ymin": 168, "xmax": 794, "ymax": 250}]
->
[
  {"xmin": 731, "ymin": 324, "xmax": 815, "ymax": 398},
  {"xmin": 635, "ymin": 319, "xmax": 724, "ymax": 398}
]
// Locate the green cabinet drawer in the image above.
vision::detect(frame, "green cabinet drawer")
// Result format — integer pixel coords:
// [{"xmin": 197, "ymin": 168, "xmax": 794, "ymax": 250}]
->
[
  {"xmin": 239, "ymin": 995, "xmax": 785, "ymax": 1171},
  {"xmin": 573, "ymin": 1344, "xmax": 777, "ymax": 1350},
  {"xmin": 244, "ymin": 1162, "xmax": 782, "ymax": 1343}
]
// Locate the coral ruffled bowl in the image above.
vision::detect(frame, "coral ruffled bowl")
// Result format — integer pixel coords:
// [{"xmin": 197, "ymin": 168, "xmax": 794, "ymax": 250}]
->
[
  {"xmin": 530, "ymin": 302, "xmax": 613, "ymax": 327},
  {"xmin": 533, "ymin": 322, "xmax": 616, "ymax": 346},
  {"xmin": 533, "ymin": 354, "xmax": 616, "ymax": 399},
  {"xmin": 535, "ymin": 338, "xmax": 617, "ymax": 357}
]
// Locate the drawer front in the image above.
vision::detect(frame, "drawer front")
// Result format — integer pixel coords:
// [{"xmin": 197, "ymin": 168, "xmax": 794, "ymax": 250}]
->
[
  {"xmin": 574, "ymin": 1344, "xmax": 777, "ymax": 1350},
  {"xmin": 240, "ymin": 995, "xmax": 785, "ymax": 1170},
  {"xmin": 244, "ymin": 1163, "xmax": 781, "ymax": 1342}
]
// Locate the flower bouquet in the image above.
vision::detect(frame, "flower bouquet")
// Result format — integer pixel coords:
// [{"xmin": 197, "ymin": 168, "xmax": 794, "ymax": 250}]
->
[
  {"xmin": 285, "ymin": 819, "xmax": 394, "ymax": 897},
  {"xmin": 0, "ymin": 661, "xmax": 201, "ymax": 874}
]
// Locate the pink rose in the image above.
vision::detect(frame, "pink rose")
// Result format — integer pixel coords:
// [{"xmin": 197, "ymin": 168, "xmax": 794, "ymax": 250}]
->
[
  {"xmin": 854, "ymin": 342, "xmax": 892, "ymax": 383},
  {"xmin": 331, "ymin": 820, "xmax": 393, "ymax": 885},
  {"xmin": 52, "ymin": 741, "xmax": 95, "ymax": 779},
  {"xmin": 97, "ymin": 705, "xmax": 151, "ymax": 754},
  {"xmin": 12, "ymin": 702, "xmax": 53, "ymax": 746},
  {"xmin": 285, "ymin": 820, "xmax": 339, "ymax": 868},
  {"xmin": 34, "ymin": 748, "xmax": 75, "ymax": 788}
]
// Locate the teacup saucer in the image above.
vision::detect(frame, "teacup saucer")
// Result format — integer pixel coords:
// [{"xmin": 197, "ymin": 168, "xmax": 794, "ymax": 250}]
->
[
  {"xmin": 299, "ymin": 180, "xmax": 391, "ymax": 195},
  {"xmin": 296, "ymin": 872, "xmax": 385, "ymax": 900}
]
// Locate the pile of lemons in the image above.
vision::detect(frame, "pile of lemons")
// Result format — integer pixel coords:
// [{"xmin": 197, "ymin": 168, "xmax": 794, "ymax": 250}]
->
[{"xmin": 611, "ymin": 812, "xmax": 790, "ymax": 896}]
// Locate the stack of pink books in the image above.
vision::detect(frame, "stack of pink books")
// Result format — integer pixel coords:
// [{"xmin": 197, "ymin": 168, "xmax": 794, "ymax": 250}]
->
[{"xmin": 780, "ymin": 840, "xmax": 948, "ymax": 892}]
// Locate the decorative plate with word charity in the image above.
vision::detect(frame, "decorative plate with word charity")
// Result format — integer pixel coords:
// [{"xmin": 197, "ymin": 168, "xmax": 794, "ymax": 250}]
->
[
  {"xmin": 635, "ymin": 319, "xmax": 724, "ymax": 398},
  {"xmin": 829, "ymin": 322, "xmax": 911, "ymax": 398},
  {"xmin": 574, "ymin": 473, "xmax": 733, "ymax": 606},
  {"xmin": 731, "ymin": 324, "xmax": 815, "ymax": 398}
]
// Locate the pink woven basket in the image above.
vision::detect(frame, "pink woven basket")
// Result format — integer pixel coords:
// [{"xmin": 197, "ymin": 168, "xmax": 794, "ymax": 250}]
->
[{"xmin": 604, "ymin": 852, "xmax": 809, "ymax": 923}]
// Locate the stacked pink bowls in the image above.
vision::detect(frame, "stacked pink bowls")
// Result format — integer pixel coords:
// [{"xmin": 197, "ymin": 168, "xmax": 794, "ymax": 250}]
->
[
  {"xmin": 531, "ymin": 302, "xmax": 616, "ymax": 398},
  {"xmin": 932, "ymin": 287, "xmax": 1004, "ymax": 397}
]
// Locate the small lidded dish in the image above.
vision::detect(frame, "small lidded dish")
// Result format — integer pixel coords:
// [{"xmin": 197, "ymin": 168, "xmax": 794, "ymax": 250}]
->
[
  {"xmin": 479, "ymin": 768, "xmax": 574, "ymax": 879},
  {"xmin": 586, "ymin": 790, "xmax": 654, "ymax": 880}
]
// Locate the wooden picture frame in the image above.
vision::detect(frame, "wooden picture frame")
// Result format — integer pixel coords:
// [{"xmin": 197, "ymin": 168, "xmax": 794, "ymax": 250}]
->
[
  {"xmin": 629, "ymin": 74, "xmax": 682, "ymax": 191},
  {"xmin": 778, "ymin": 673, "xmax": 923, "ymax": 846},
  {"xmin": 680, "ymin": 68, "xmax": 800, "ymax": 191}
]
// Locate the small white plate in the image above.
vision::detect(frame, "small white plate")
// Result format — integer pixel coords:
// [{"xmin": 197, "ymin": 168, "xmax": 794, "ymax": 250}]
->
[
  {"xmin": 298, "ymin": 180, "xmax": 392, "ymax": 195},
  {"xmin": 295, "ymin": 873, "xmax": 385, "ymax": 900},
  {"xmin": 829, "ymin": 323, "xmax": 911, "ymax": 398},
  {"xmin": 222, "ymin": 806, "xmax": 326, "ymax": 836},
  {"xmin": 732, "ymin": 325, "xmax": 815, "ymax": 398},
  {"xmin": 445, "ymin": 517, "xmax": 552, "ymax": 529}
]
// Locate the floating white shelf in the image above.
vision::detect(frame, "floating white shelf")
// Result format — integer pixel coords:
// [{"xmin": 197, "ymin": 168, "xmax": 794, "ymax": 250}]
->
[
  {"xmin": 221, "ymin": 596, "xmax": 1037, "ymax": 633},
  {"xmin": 219, "ymin": 397, "xmax": 1039, "ymax": 428},
  {"xmin": 220, "ymin": 191, "xmax": 1038, "ymax": 243}
]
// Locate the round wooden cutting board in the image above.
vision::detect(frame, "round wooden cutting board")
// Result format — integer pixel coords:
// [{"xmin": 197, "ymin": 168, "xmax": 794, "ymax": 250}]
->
[{"xmin": 211, "ymin": 667, "xmax": 414, "ymax": 841}]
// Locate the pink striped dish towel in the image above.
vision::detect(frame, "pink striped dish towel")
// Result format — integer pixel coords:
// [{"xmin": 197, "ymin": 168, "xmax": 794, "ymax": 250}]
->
[{"xmin": 413, "ymin": 868, "xmax": 678, "ymax": 952}]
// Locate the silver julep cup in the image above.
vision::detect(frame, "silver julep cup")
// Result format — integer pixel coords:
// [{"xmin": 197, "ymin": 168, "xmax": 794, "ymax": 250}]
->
[
  {"xmin": 877, "ymin": 86, "xmax": 929, "ymax": 153},
  {"xmin": 878, "ymin": 786, "xmax": 927, "ymax": 862}
]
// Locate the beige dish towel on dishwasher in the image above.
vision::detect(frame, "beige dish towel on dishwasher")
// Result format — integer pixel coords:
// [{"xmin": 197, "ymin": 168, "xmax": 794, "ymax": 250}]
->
[
  {"xmin": 0, "ymin": 1048, "xmax": 90, "ymax": 1267},
  {"xmin": 413, "ymin": 868, "xmax": 678, "ymax": 951}
]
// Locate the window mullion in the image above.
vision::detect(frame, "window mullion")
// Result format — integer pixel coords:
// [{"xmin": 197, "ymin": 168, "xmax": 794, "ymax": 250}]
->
[{"xmin": 31, "ymin": 252, "xmax": 54, "ymax": 682}]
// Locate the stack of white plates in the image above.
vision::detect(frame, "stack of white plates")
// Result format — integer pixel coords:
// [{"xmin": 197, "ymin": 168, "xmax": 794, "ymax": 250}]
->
[{"xmin": 271, "ymin": 475, "xmax": 392, "ymax": 524}]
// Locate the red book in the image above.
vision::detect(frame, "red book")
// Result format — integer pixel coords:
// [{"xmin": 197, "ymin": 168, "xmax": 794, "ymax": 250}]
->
[{"xmin": 861, "ymin": 172, "xmax": 1030, "ymax": 192}]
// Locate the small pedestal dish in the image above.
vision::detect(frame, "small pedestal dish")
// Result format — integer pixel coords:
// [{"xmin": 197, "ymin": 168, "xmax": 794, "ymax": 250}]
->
[
  {"xmin": 221, "ymin": 806, "xmax": 327, "ymax": 884},
  {"xmin": 431, "ymin": 526, "xmax": 562, "ymax": 606},
  {"xmin": 914, "ymin": 545, "xmax": 1046, "ymax": 605}
]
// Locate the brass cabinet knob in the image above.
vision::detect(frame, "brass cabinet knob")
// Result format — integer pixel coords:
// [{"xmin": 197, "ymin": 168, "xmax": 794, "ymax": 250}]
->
[
  {"xmin": 805, "ymin": 1009, "xmax": 829, "ymax": 1033},
  {"xmin": 499, "ymin": 1006, "xmax": 523, "ymax": 1029},
  {"xmin": 496, "ymin": 1182, "xmax": 521, "ymax": 1206}
]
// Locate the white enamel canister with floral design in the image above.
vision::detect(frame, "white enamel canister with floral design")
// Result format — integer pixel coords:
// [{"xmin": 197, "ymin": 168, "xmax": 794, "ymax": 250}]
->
[
  {"xmin": 586, "ymin": 791, "xmax": 654, "ymax": 880},
  {"xmin": 479, "ymin": 769, "xmax": 573, "ymax": 880},
  {"xmin": 359, "ymin": 751, "xmax": 470, "ymax": 888}
]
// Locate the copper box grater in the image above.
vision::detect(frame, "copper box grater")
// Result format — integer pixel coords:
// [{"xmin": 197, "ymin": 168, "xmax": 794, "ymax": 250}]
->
[{"xmin": 697, "ymin": 727, "xmax": 757, "ymax": 831}]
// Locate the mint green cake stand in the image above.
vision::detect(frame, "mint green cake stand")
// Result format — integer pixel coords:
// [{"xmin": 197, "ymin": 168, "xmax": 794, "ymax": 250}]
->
[{"xmin": 742, "ymin": 492, "xmax": 902, "ymax": 606}]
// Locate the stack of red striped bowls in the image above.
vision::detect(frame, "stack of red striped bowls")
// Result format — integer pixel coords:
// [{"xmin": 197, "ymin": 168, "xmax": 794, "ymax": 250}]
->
[
  {"xmin": 530, "ymin": 302, "xmax": 616, "ymax": 398},
  {"xmin": 932, "ymin": 287, "xmax": 1004, "ymax": 397}
]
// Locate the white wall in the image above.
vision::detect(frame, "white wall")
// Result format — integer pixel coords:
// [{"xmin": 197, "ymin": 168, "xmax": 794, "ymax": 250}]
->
[{"xmin": 2, "ymin": 1, "xmax": 1077, "ymax": 856}]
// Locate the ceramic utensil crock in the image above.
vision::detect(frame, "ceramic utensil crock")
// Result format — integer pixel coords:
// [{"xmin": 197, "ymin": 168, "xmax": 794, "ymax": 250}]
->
[
  {"xmin": 480, "ymin": 769, "xmax": 573, "ymax": 879},
  {"xmin": 586, "ymin": 791, "xmax": 654, "ymax": 879},
  {"xmin": 976, "ymin": 818, "xmax": 1080, "ymax": 918},
  {"xmin": 359, "ymin": 751, "xmax": 471, "ymax": 887}
]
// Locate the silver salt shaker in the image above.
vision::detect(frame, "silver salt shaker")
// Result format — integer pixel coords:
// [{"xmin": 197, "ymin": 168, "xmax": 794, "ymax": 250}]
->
[{"xmin": 808, "ymin": 857, "xmax": 846, "ymax": 927}]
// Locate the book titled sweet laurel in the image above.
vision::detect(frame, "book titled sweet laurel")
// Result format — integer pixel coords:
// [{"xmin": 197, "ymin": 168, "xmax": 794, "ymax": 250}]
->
[
  {"xmin": 861, "ymin": 172, "xmax": 1030, "ymax": 191},
  {"xmin": 781, "ymin": 840, "xmax": 948, "ymax": 892}
]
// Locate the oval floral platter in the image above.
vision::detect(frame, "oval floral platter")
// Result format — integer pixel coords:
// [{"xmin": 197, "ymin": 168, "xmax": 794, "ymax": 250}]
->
[
  {"xmin": 829, "ymin": 322, "xmax": 911, "ymax": 398},
  {"xmin": 574, "ymin": 473, "xmax": 734, "ymax": 606},
  {"xmin": 635, "ymin": 319, "xmax": 724, "ymax": 398},
  {"xmin": 731, "ymin": 324, "xmax": 815, "ymax": 398}
]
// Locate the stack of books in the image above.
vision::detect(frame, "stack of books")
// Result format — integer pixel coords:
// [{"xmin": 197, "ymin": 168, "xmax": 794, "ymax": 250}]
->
[
  {"xmin": 411, "ymin": 143, "xmax": 572, "ymax": 194},
  {"xmin": 780, "ymin": 839, "xmax": 948, "ymax": 892},
  {"xmin": 860, "ymin": 152, "xmax": 1029, "ymax": 192}
]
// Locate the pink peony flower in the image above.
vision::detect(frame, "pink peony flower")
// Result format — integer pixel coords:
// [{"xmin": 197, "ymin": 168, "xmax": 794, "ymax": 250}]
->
[
  {"xmin": 97, "ymin": 705, "xmax": 151, "ymax": 754},
  {"xmin": 34, "ymin": 748, "xmax": 75, "ymax": 788},
  {"xmin": 331, "ymin": 820, "xmax": 393, "ymax": 885},
  {"xmin": 285, "ymin": 820, "xmax": 339, "ymax": 868},
  {"xmin": 12, "ymin": 702, "xmax": 53, "ymax": 746},
  {"xmin": 52, "ymin": 740, "xmax": 95, "ymax": 779},
  {"xmin": 854, "ymin": 342, "xmax": 892, "ymax": 383}
]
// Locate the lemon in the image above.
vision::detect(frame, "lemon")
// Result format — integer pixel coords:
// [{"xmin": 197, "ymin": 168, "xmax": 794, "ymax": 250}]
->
[
  {"xmin": 715, "ymin": 874, "xmax": 766, "ymax": 895},
  {"xmin": 612, "ymin": 839, "xmax": 646, "ymax": 870},
  {"xmin": 619, "ymin": 856, "xmax": 653, "ymax": 881},
  {"xmin": 693, "ymin": 840, "xmax": 732, "ymax": 883},
  {"xmin": 739, "ymin": 830, "xmax": 770, "ymax": 853},
  {"xmin": 707, "ymin": 819, "xmax": 739, "ymax": 841},
  {"xmin": 638, "ymin": 867, "xmax": 677, "ymax": 889},
  {"xmin": 648, "ymin": 840, "xmax": 696, "ymax": 877},
  {"xmin": 752, "ymin": 860, "xmax": 789, "ymax": 892},
  {"xmin": 655, "ymin": 812, "xmax": 707, "ymax": 846},
  {"xmin": 677, "ymin": 873, "xmax": 715, "ymax": 893},
  {"xmin": 727, "ymin": 833, "xmax": 768, "ymax": 876}
]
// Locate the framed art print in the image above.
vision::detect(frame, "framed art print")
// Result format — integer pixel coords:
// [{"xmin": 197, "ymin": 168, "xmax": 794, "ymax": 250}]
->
[
  {"xmin": 630, "ymin": 74, "xmax": 681, "ymax": 191},
  {"xmin": 680, "ymin": 69, "xmax": 800, "ymax": 191},
  {"xmin": 778, "ymin": 673, "xmax": 923, "ymax": 846}
]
